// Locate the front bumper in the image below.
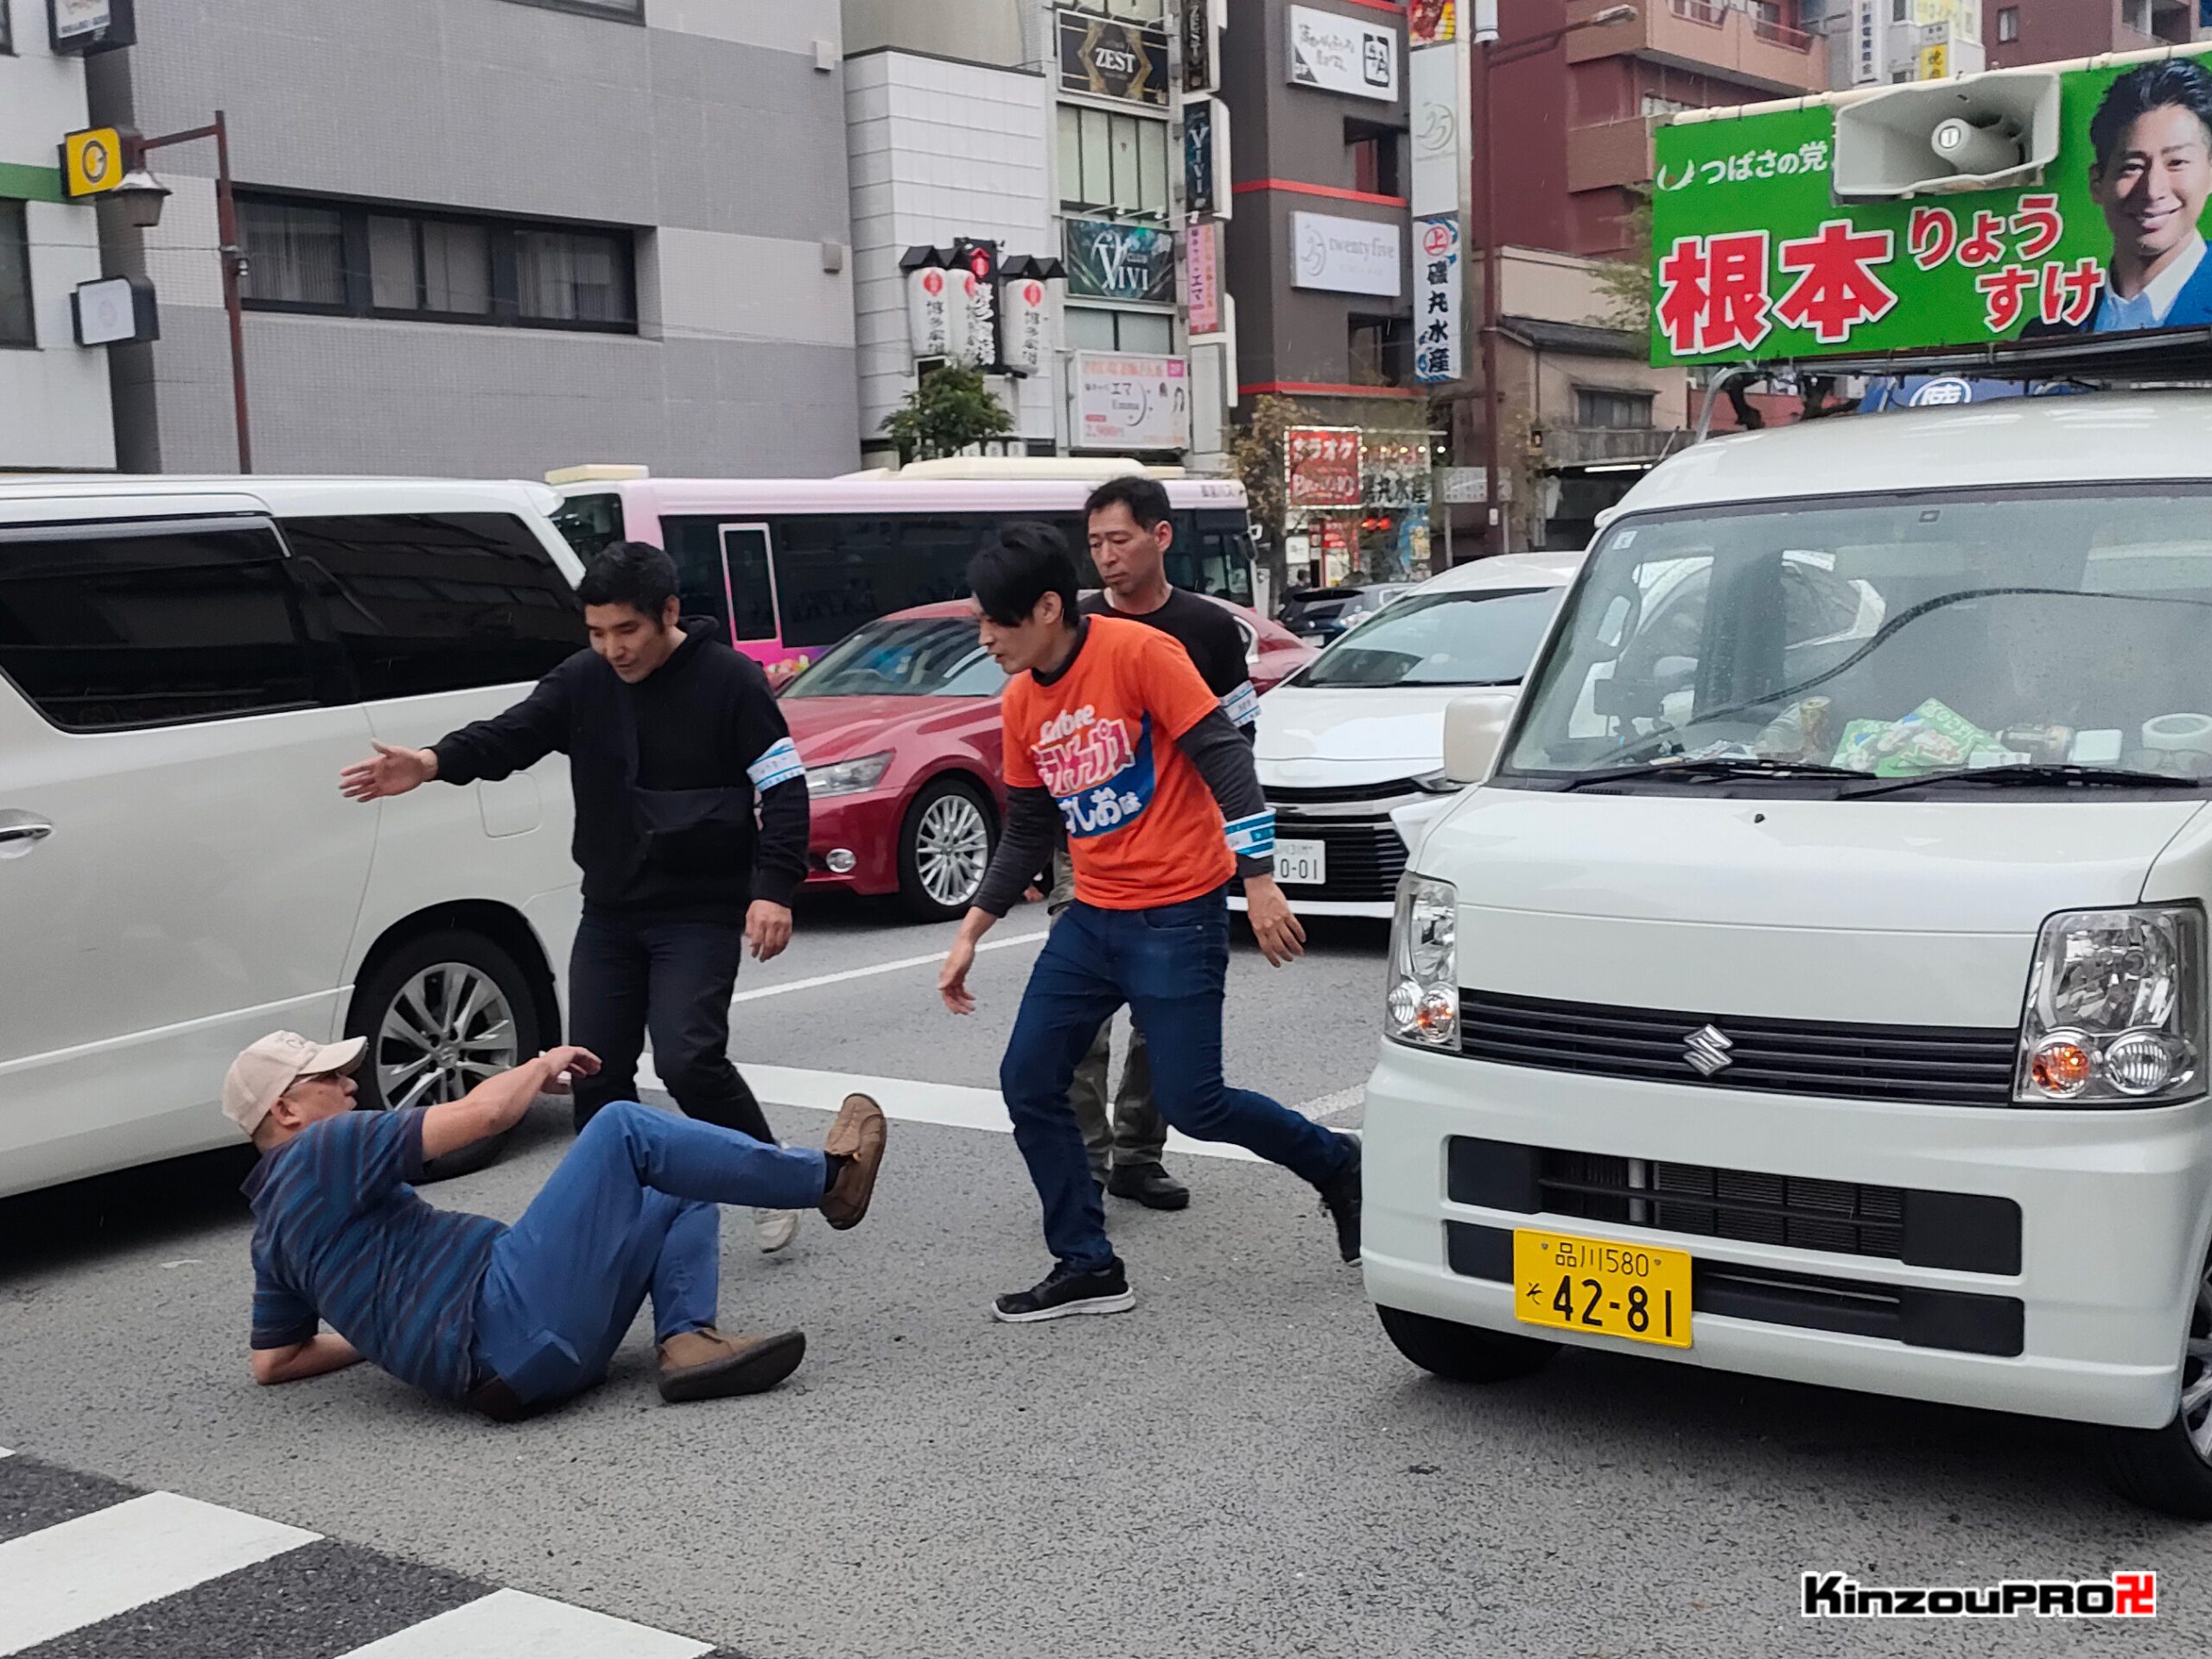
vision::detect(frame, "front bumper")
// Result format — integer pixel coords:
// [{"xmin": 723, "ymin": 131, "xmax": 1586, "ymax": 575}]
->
[
  {"xmin": 800, "ymin": 790, "xmax": 902, "ymax": 898},
  {"xmin": 1361, "ymin": 1041, "xmax": 2212, "ymax": 1430}
]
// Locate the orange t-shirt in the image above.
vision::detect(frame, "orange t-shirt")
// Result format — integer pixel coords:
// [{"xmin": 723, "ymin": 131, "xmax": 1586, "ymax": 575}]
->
[{"xmin": 1001, "ymin": 616, "xmax": 1236, "ymax": 910}]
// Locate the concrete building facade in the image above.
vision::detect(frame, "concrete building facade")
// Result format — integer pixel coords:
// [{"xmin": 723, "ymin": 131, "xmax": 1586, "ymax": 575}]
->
[
  {"xmin": 0, "ymin": 4, "xmax": 116, "ymax": 471},
  {"xmin": 89, "ymin": 0, "xmax": 860, "ymax": 479},
  {"xmin": 1986, "ymin": 0, "xmax": 2209, "ymax": 69}
]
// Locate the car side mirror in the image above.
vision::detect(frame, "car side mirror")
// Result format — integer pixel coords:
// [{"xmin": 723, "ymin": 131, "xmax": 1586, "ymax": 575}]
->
[{"xmin": 1443, "ymin": 696, "xmax": 1511, "ymax": 786}]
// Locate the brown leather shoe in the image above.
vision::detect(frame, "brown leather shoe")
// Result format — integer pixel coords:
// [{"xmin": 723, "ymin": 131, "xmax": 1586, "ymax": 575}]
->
[
  {"xmin": 818, "ymin": 1092, "xmax": 887, "ymax": 1230},
  {"xmin": 657, "ymin": 1326, "xmax": 805, "ymax": 1403}
]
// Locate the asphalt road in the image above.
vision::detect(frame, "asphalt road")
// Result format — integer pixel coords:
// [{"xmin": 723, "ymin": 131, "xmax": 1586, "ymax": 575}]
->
[{"xmin": 4, "ymin": 893, "xmax": 2210, "ymax": 1657}]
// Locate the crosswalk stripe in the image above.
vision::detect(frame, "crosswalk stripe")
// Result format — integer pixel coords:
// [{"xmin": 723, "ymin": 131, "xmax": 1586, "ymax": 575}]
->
[
  {"xmin": 0, "ymin": 1491, "xmax": 319, "ymax": 1655},
  {"xmin": 334, "ymin": 1586, "xmax": 714, "ymax": 1658},
  {"xmin": 735, "ymin": 1062, "xmax": 1262, "ymax": 1163}
]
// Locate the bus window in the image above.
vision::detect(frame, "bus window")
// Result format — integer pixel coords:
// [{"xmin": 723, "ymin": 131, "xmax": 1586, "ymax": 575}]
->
[
  {"xmin": 1165, "ymin": 510, "xmax": 1256, "ymax": 605},
  {"xmin": 773, "ymin": 516, "xmax": 904, "ymax": 650},
  {"xmin": 660, "ymin": 515, "xmax": 777, "ymax": 643},
  {"xmin": 551, "ymin": 493, "xmax": 623, "ymax": 563}
]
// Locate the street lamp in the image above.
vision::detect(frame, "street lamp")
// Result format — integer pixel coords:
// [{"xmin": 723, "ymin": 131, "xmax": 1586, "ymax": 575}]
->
[
  {"xmin": 1472, "ymin": 4, "xmax": 1638, "ymax": 553},
  {"xmin": 112, "ymin": 111, "xmax": 252, "ymax": 472}
]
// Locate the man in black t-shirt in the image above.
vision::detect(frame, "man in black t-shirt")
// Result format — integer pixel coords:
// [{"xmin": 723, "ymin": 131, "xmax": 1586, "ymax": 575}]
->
[{"xmin": 1046, "ymin": 475, "xmax": 1262, "ymax": 1212}]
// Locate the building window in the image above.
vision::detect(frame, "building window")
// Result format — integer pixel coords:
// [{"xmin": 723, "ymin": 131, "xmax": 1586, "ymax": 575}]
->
[
  {"xmin": 1997, "ymin": 7, "xmax": 2018, "ymax": 42},
  {"xmin": 494, "ymin": 0, "xmax": 645, "ymax": 21},
  {"xmin": 1064, "ymin": 0, "xmax": 1164, "ymax": 17},
  {"xmin": 1057, "ymin": 105, "xmax": 1171, "ymax": 219},
  {"xmin": 1065, "ymin": 306, "xmax": 1175, "ymax": 353},
  {"xmin": 0, "ymin": 200, "xmax": 35, "ymax": 348},
  {"xmin": 240, "ymin": 193, "xmax": 637, "ymax": 333},
  {"xmin": 1576, "ymin": 389, "xmax": 1656, "ymax": 429},
  {"xmin": 0, "ymin": 1, "xmax": 14, "ymax": 54},
  {"xmin": 2120, "ymin": 0, "xmax": 2152, "ymax": 33},
  {"xmin": 1349, "ymin": 315, "xmax": 1413, "ymax": 388},
  {"xmin": 1348, "ymin": 123, "xmax": 1402, "ymax": 198}
]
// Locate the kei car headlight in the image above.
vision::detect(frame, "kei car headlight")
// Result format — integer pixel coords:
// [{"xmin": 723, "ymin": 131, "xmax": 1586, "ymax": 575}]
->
[
  {"xmin": 2016, "ymin": 906, "xmax": 2205, "ymax": 1106},
  {"xmin": 804, "ymin": 752, "xmax": 893, "ymax": 798},
  {"xmin": 1387, "ymin": 874, "xmax": 1458, "ymax": 1048}
]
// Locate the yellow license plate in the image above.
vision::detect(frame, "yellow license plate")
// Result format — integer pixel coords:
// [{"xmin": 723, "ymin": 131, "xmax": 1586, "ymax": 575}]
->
[{"xmin": 1512, "ymin": 1229, "xmax": 1693, "ymax": 1349}]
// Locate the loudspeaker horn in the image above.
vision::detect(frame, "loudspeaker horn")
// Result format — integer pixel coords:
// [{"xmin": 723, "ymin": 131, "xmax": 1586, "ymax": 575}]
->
[{"xmin": 1833, "ymin": 70, "xmax": 2062, "ymax": 200}]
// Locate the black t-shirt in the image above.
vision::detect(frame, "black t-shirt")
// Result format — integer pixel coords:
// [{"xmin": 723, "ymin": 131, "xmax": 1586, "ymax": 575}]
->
[{"xmin": 1079, "ymin": 588, "xmax": 1257, "ymax": 730}]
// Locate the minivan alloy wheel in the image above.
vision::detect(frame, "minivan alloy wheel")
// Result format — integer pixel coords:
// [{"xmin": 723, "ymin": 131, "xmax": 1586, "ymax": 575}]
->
[
  {"xmin": 914, "ymin": 791, "xmax": 991, "ymax": 909},
  {"xmin": 2186, "ymin": 1253, "xmax": 2212, "ymax": 1465},
  {"xmin": 376, "ymin": 962, "xmax": 521, "ymax": 1111}
]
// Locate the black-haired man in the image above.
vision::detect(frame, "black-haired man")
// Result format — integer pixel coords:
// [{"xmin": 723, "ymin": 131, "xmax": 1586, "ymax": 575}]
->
[
  {"xmin": 2026, "ymin": 57, "xmax": 2212, "ymax": 339},
  {"xmin": 941, "ymin": 522, "xmax": 1360, "ymax": 1323},
  {"xmin": 1048, "ymin": 474, "xmax": 1263, "ymax": 1212},
  {"xmin": 340, "ymin": 542, "xmax": 817, "ymax": 1255}
]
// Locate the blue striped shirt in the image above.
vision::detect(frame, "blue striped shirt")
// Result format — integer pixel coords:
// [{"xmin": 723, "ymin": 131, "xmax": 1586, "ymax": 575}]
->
[{"xmin": 244, "ymin": 1109, "xmax": 504, "ymax": 1403}]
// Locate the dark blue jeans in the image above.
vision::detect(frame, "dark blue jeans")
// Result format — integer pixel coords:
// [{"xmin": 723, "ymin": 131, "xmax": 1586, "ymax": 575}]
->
[
  {"xmin": 569, "ymin": 909, "xmax": 776, "ymax": 1144},
  {"xmin": 999, "ymin": 887, "xmax": 1354, "ymax": 1273},
  {"xmin": 472, "ymin": 1101, "xmax": 828, "ymax": 1407}
]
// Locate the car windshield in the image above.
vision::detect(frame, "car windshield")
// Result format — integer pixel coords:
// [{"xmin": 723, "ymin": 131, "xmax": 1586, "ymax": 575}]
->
[
  {"xmin": 1294, "ymin": 587, "xmax": 1563, "ymax": 689},
  {"xmin": 1501, "ymin": 486, "xmax": 2212, "ymax": 793},
  {"xmin": 783, "ymin": 615, "xmax": 1004, "ymax": 698}
]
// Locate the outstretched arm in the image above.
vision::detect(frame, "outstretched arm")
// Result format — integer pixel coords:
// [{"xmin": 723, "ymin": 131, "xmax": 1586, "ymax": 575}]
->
[
  {"xmin": 419, "ymin": 1046, "xmax": 601, "ymax": 1162},
  {"xmin": 250, "ymin": 1334, "xmax": 364, "ymax": 1386}
]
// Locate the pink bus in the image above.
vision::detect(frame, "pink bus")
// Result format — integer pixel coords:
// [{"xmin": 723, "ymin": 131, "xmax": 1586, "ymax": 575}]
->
[{"xmin": 544, "ymin": 463, "xmax": 1259, "ymax": 681}]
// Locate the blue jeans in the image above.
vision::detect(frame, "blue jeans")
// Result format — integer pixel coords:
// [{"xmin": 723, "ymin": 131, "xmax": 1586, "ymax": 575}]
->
[
  {"xmin": 999, "ymin": 887, "xmax": 1354, "ymax": 1274},
  {"xmin": 569, "ymin": 910, "xmax": 777, "ymax": 1143},
  {"xmin": 470, "ymin": 1101, "xmax": 827, "ymax": 1407}
]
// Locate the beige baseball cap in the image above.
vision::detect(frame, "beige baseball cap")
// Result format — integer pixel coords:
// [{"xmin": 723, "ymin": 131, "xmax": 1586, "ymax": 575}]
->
[{"xmin": 222, "ymin": 1032, "xmax": 367, "ymax": 1136}]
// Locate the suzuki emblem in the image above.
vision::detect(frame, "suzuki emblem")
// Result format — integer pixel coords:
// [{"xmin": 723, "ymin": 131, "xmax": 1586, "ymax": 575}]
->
[{"xmin": 1684, "ymin": 1024, "xmax": 1735, "ymax": 1077}]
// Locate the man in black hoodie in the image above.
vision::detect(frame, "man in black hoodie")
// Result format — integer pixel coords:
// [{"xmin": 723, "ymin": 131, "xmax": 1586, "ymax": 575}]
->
[{"xmin": 340, "ymin": 543, "xmax": 814, "ymax": 1254}]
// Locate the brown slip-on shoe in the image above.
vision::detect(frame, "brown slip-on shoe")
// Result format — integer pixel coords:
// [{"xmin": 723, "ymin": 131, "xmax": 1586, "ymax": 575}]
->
[
  {"xmin": 818, "ymin": 1092, "xmax": 887, "ymax": 1230},
  {"xmin": 657, "ymin": 1326, "xmax": 806, "ymax": 1404}
]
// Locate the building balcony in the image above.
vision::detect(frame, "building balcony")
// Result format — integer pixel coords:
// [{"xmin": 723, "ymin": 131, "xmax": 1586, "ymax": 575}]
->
[
  {"xmin": 1565, "ymin": 0, "xmax": 1824, "ymax": 97},
  {"xmin": 1567, "ymin": 117, "xmax": 1655, "ymax": 195},
  {"xmin": 1537, "ymin": 424, "xmax": 1694, "ymax": 468}
]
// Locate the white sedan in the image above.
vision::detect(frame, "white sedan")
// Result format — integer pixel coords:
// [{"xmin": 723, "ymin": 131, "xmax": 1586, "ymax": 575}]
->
[{"xmin": 1243, "ymin": 551, "xmax": 1584, "ymax": 919}]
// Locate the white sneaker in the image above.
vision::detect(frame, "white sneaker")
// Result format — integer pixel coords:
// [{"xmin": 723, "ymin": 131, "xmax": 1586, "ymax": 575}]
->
[{"xmin": 753, "ymin": 1208, "xmax": 801, "ymax": 1255}]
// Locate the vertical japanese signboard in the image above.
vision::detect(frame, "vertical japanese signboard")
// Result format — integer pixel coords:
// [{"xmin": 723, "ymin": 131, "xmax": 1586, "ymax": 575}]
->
[
  {"xmin": 1414, "ymin": 217, "xmax": 1461, "ymax": 383},
  {"xmin": 1649, "ymin": 49, "xmax": 2212, "ymax": 366},
  {"xmin": 1186, "ymin": 219, "xmax": 1224, "ymax": 335}
]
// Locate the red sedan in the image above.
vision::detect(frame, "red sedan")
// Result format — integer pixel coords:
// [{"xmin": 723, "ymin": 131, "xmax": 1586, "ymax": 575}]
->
[{"xmin": 781, "ymin": 597, "xmax": 1314, "ymax": 919}]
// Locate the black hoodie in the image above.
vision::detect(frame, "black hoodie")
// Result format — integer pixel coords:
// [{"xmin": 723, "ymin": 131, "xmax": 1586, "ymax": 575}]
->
[{"xmin": 432, "ymin": 620, "xmax": 810, "ymax": 921}]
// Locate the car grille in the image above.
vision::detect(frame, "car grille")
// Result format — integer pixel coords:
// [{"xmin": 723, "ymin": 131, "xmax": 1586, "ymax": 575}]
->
[
  {"xmin": 1269, "ymin": 819, "xmax": 1408, "ymax": 904},
  {"xmin": 1264, "ymin": 778, "xmax": 1421, "ymax": 805},
  {"xmin": 1459, "ymin": 988, "xmax": 2018, "ymax": 1105},
  {"xmin": 1540, "ymin": 1149, "xmax": 1905, "ymax": 1259}
]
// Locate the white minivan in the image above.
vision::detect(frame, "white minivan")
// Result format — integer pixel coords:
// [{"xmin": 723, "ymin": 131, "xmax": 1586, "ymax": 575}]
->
[
  {"xmin": 0, "ymin": 478, "xmax": 586, "ymax": 1196},
  {"xmin": 1363, "ymin": 392, "xmax": 2212, "ymax": 1516}
]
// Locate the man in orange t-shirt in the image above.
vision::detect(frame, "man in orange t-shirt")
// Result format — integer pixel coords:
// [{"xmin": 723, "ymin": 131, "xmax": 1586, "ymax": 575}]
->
[{"xmin": 940, "ymin": 523, "xmax": 1362, "ymax": 1323}]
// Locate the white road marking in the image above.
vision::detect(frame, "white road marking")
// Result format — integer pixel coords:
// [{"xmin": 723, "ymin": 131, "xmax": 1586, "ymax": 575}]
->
[
  {"xmin": 0, "ymin": 1447, "xmax": 10, "ymax": 1459},
  {"xmin": 724, "ymin": 1064, "xmax": 1262, "ymax": 1164},
  {"xmin": 1296, "ymin": 1085, "xmax": 1365, "ymax": 1122},
  {"xmin": 0, "ymin": 1491, "xmax": 319, "ymax": 1656},
  {"xmin": 733, "ymin": 929, "xmax": 1049, "ymax": 1005},
  {"xmin": 336, "ymin": 1587, "xmax": 713, "ymax": 1659}
]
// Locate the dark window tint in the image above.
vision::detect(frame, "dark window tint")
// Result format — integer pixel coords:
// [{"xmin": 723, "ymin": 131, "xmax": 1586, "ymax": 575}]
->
[
  {"xmin": 280, "ymin": 513, "xmax": 583, "ymax": 700},
  {"xmin": 240, "ymin": 199, "xmax": 347, "ymax": 307},
  {"xmin": 1349, "ymin": 315, "xmax": 1414, "ymax": 388},
  {"xmin": 660, "ymin": 518, "xmax": 779, "ymax": 644},
  {"xmin": 0, "ymin": 523, "xmax": 317, "ymax": 729},
  {"xmin": 550, "ymin": 493, "xmax": 624, "ymax": 562},
  {"xmin": 1576, "ymin": 389, "xmax": 1655, "ymax": 429},
  {"xmin": 774, "ymin": 517, "xmax": 908, "ymax": 651},
  {"xmin": 0, "ymin": 200, "xmax": 35, "ymax": 348}
]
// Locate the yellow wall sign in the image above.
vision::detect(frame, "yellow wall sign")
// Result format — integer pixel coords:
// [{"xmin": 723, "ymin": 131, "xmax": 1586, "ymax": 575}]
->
[
  {"xmin": 61, "ymin": 127, "xmax": 127, "ymax": 198},
  {"xmin": 1917, "ymin": 42, "xmax": 1949, "ymax": 81}
]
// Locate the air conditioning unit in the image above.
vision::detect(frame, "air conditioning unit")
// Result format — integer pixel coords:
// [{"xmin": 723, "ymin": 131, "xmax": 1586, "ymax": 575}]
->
[{"xmin": 1833, "ymin": 70, "xmax": 2062, "ymax": 199}]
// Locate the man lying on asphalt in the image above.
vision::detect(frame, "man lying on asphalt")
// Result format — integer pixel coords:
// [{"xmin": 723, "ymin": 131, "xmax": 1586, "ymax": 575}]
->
[
  {"xmin": 225, "ymin": 1032, "xmax": 886, "ymax": 1417},
  {"xmin": 939, "ymin": 523, "xmax": 1361, "ymax": 1323},
  {"xmin": 340, "ymin": 540, "xmax": 815, "ymax": 1258}
]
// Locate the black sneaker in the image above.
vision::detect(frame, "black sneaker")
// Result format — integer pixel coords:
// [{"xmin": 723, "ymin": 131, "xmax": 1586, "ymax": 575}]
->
[
  {"xmin": 1107, "ymin": 1161, "xmax": 1191, "ymax": 1211},
  {"xmin": 1316, "ymin": 1136, "xmax": 1363, "ymax": 1263},
  {"xmin": 992, "ymin": 1259, "xmax": 1136, "ymax": 1324}
]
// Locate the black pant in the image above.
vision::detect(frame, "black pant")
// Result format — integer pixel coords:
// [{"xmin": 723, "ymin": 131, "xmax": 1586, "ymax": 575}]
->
[{"xmin": 568, "ymin": 910, "xmax": 776, "ymax": 1144}]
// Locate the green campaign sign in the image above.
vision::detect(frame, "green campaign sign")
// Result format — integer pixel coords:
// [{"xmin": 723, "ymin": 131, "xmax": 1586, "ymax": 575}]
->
[{"xmin": 1650, "ymin": 49, "xmax": 2212, "ymax": 365}]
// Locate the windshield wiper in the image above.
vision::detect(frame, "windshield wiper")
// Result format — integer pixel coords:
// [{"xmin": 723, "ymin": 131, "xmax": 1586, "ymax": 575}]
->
[
  {"xmin": 1553, "ymin": 757, "xmax": 1869, "ymax": 793},
  {"xmin": 1844, "ymin": 763, "xmax": 2203, "ymax": 800}
]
